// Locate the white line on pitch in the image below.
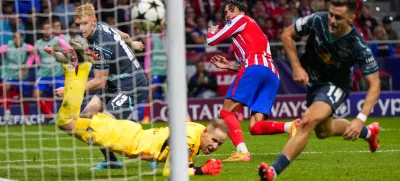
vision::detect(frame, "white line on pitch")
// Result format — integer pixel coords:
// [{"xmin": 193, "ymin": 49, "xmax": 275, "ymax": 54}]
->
[
  {"xmin": 1, "ymin": 149, "xmax": 399, "ymax": 163},
  {"xmin": 0, "ymin": 178, "xmax": 18, "ymax": 181}
]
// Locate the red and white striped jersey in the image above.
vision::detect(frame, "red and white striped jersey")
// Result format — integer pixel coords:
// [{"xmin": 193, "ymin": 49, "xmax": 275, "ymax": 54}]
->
[{"xmin": 207, "ymin": 15, "xmax": 279, "ymax": 77}]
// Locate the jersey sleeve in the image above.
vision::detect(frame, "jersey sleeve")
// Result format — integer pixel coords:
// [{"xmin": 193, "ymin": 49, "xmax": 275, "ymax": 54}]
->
[
  {"xmin": 162, "ymin": 155, "xmax": 196, "ymax": 176},
  {"xmin": 294, "ymin": 13, "xmax": 321, "ymax": 36},
  {"xmin": 355, "ymin": 47, "xmax": 379, "ymax": 76},
  {"xmin": 207, "ymin": 15, "xmax": 247, "ymax": 46}
]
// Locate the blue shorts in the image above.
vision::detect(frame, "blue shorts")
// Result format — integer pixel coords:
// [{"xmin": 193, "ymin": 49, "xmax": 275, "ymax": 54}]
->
[
  {"xmin": 226, "ymin": 65, "xmax": 279, "ymax": 116},
  {"xmin": 306, "ymin": 83, "xmax": 349, "ymax": 112},
  {"xmin": 5, "ymin": 78, "xmax": 33, "ymax": 96},
  {"xmin": 151, "ymin": 75, "xmax": 167, "ymax": 100},
  {"xmin": 34, "ymin": 76, "xmax": 64, "ymax": 96}
]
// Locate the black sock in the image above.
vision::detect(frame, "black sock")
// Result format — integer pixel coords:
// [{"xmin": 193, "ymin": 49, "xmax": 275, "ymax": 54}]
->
[
  {"xmin": 272, "ymin": 154, "xmax": 291, "ymax": 175},
  {"xmin": 358, "ymin": 126, "xmax": 369, "ymax": 138},
  {"xmin": 100, "ymin": 149, "xmax": 118, "ymax": 162}
]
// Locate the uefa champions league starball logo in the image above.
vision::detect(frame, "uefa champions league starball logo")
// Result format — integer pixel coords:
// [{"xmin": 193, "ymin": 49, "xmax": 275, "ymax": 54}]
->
[{"xmin": 334, "ymin": 99, "xmax": 351, "ymax": 118}]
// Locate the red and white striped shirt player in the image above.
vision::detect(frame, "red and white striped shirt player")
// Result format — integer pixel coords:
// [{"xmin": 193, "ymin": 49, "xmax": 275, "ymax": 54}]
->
[
  {"xmin": 207, "ymin": 14, "xmax": 279, "ymax": 78},
  {"xmin": 206, "ymin": 2, "xmax": 292, "ymax": 163}
]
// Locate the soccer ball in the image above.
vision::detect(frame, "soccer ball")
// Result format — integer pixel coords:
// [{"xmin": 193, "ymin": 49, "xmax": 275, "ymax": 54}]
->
[{"xmin": 131, "ymin": 0, "xmax": 165, "ymax": 32}]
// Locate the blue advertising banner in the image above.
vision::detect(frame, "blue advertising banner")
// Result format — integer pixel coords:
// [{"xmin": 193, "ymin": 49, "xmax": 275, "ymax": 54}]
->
[{"xmin": 0, "ymin": 92, "xmax": 399, "ymax": 125}]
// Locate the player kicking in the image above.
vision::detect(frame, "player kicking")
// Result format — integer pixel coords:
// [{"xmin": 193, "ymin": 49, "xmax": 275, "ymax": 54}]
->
[
  {"xmin": 45, "ymin": 47, "xmax": 226, "ymax": 176},
  {"xmin": 53, "ymin": 3, "xmax": 148, "ymax": 170},
  {"xmin": 207, "ymin": 1, "xmax": 299, "ymax": 162},
  {"xmin": 258, "ymin": 1, "xmax": 380, "ymax": 180}
]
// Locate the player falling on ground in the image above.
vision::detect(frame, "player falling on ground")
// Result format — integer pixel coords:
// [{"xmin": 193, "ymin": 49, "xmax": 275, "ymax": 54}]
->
[
  {"xmin": 207, "ymin": 1, "xmax": 299, "ymax": 162},
  {"xmin": 53, "ymin": 3, "xmax": 149, "ymax": 170},
  {"xmin": 258, "ymin": 1, "xmax": 380, "ymax": 180},
  {"xmin": 45, "ymin": 47, "xmax": 226, "ymax": 176},
  {"xmin": 32, "ymin": 21, "xmax": 73, "ymax": 124},
  {"xmin": 0, "ymin": 32, "xmax": 37, "ymax": 124}
]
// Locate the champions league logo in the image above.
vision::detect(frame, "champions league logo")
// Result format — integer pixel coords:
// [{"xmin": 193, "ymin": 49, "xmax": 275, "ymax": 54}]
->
[{"xmin": 334, "ymin": 99, "xmax": 351, "ymax": 118}]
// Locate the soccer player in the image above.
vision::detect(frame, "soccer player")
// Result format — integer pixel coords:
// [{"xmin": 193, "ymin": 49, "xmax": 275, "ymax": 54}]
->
[
  {"xmin": 258, "ymin": 1, "xmax": 381, "ymax": 180},
  {"xmin": 207, "ymin": 1, "xmax": 298, "ymax": 161},
  {"xmin": 45, "ymin": 48, "xmax": 226, "ymax": 176},
  {"xmin": 0, "ymin": 32, "xmax": 37, "ymax": 124},
  {"xmin": 33, "ymin": 21, "xmax": 73, "ymax": 124},
  {"xmin": 55, "ymin": 3, "xmax": 149, "ymax": 170}
]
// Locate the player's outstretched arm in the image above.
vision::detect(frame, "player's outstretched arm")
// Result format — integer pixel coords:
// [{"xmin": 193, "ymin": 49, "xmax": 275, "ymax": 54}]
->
[
  {"xmin": 344, "ymin": 73, "xmax": 380, "ymax": 140},
  {"xmin": 116, "ymin": 29, "xmax": 144, "ymax": 51},
  {"xmin": 282, "ymin": 25, "xmax": 309, "ymax": 85}
]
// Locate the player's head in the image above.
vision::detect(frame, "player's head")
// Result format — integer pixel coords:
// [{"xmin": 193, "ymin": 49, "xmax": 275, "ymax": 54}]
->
[
  {"xmin": 328, "ymin": 0, "xmax": 358, "ymax": 36},
  {"xmin": 222, "ymin": 0, "xmax": 246, "ymax": 20},
  {"xmin": 12, "ymin": 32, "xmax": 23, "ymax": 47},
  {"xmin": 52, "ymin": 18, "xmax": 63, "ymax": 36},
  {"xmin": 73, "ymin": 3, "xmax": 97, "ymax": 38},
  {"xmin": 200, "ymin": 119, "xmax": 228, "ymax": 155},
  {"xmin": 42, "ymin": 20, "xmax": 52, "ymax": 38}
]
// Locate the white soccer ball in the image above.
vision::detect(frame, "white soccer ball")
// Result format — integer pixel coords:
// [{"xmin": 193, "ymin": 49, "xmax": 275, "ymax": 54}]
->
[{"xmin": 131, "ymin": 0, "xmax": 165, "ymax": 32}]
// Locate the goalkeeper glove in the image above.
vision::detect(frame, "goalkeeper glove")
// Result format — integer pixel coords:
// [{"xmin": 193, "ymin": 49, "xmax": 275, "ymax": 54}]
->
[{"xmin": 194, "ymin": 159, "xmax": 222, "ymax": 175}]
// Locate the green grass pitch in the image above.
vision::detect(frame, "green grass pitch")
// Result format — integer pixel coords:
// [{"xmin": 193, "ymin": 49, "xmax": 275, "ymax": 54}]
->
[{"xmin": 0, "ymin": 117, "xmax": 399, "ymax": 181}]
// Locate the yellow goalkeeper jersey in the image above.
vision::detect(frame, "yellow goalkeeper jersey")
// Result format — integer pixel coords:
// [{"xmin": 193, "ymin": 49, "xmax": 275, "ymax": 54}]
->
[{"xmin": 81, "ymin": 113, "xmax": 205, "ymax": 176}]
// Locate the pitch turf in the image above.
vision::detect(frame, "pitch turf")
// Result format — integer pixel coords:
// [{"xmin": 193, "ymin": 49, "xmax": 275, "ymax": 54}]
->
[{"xmin": 0, "ymin": 117, "xmax": 399, "ymax": 181}]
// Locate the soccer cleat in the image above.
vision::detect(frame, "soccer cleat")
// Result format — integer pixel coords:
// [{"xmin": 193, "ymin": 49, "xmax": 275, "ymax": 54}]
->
[
  {"xmin": 223, "ymin": 151, "xmax": 251, "ymax": 162},
  {"xmin": 89, "ymin": 160, "xmax": 122, "ymax": 170},
  {"xmin": 44, "ymin": 45, "xmax": 77, "ymax": 64},
  {"xmin": 289, "ymin": 119, "xmax": 301, "ymax": 137},
  {"xmin": 149, "ymin": 162, "xmax": 157, "ymax": 169},
  {"xmin": 258, "ymin": 162, "xmax": 275, "ymax": 181},
  {"xmin": 70, "ymin": 39, "xmax": 98, "ymax": 62},
  {"xmin": 365, "ymin": 122, "xmax": 380, "ymax": 152},
  {"xmin": 141, "ymin": 116, "xmax": 150, "ymax": 124}
]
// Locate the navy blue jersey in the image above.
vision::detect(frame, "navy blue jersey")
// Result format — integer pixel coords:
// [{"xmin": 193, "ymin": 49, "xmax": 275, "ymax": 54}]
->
[
  {"xmin": 87, "ymin": 22, "xmax": 147, "ymax": 92},
  {"xmin": 294, "ymin": 12, "xmax": 379, "ymax": 91}
]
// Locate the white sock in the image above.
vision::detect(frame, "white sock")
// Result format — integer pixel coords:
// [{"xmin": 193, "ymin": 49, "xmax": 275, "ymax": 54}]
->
[
  {"xmin": 236, "ymin": 142, "xmax": 248, "ymax": 153},
  {"xmin": 365, "ymin": 129, "xmax": 371, "ymax": 139},
  {"xmin": 284, "ymin": 122, "xmax": 292, "ymax": 133},
  {"xmin": 271, "ymin": 167, "xmax": 278, "ymax": 179}
]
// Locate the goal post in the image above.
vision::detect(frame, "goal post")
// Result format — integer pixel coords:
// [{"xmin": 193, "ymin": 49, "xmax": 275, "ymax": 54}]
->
[{"xmin": 166, "ymin": 0, "xmax": 189, "ymax": 180}]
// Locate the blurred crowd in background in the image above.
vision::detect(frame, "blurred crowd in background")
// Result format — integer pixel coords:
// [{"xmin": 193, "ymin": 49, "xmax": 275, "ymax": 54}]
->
[{"xmin": 0, "ymin": 0, "xmax": 398, "ymax": 121}]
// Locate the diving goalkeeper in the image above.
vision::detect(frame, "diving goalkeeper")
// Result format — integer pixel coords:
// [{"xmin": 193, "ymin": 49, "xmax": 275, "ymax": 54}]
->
[{"xmin": 45, "ymin": 46, "xmax": 227, "ymax": 176}]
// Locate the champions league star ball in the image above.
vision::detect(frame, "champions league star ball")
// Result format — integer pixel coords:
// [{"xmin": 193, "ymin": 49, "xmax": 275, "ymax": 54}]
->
[{"xmin": 131, "ymin": 0, "xmax": 165, "ymax": 32}]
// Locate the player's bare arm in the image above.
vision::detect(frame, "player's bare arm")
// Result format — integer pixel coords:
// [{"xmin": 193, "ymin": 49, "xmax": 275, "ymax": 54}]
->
[
  {"xmin": 211, "ymin": 55, "xmax": 238, "ymax": 72},
  {"xmin": 344, "ymin": 73, "xmax": 380, "ymax": 140},
  {"xmin": 282, "ymin": 25, "xmax": 309, "ymax": 85},
  {"xmin": 86, "ymin": 69, "xmax": 109, "ymax": 92},
  {"xmin": 116, "ymin": 29, "xmax": 144, "ymax": 51}
]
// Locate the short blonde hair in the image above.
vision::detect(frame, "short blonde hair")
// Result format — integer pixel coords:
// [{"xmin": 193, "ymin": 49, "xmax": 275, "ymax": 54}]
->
[
  {"xmin": 207, "ymin": 119, "xmax": 229, "ymax": 134},
  {"xmin": 73, "ymin": 3, "xmax": 96, "ymax": 19}
]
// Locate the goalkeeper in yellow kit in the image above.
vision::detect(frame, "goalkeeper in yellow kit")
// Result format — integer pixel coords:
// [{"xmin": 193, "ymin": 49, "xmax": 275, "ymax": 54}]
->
[{"xmin": 45, "ymin": 44, "xmax": 228, "ymax": 176}]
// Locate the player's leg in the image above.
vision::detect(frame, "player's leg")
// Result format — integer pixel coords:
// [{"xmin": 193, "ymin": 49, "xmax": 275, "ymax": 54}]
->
[
  {"xmin": 259, "ymin": 84, "xmax": 347, "ymax": 180},
  {"xmin": 80, "ymin": 95, "xmax": 104, "ymax": 118},
  {"xmin": 33, "ymin": 78, "xmax": 54, "ymax": 124},
  {"xmin": 220, "ymin": 68, "xmax": 252, "ymax": 161},
  {"xmin": 2, "ymin": 78, "xmax": 15, "ymax": 122},
  {"xmin": 259, "ymin": 101, "xmax": 332, "ymax": 181},
  {"xmin": 247, "ymin": 66, "xmax": 298, "ymax": 136},
  {"xmin": 315, "ymin": 116, "xmax": 380, "ymax": 152}
]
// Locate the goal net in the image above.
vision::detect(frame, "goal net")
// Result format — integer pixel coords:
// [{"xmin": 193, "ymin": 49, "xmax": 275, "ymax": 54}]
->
[{"xmin": 0, "ymin": 0, "xmax": 177, "ymax": 180}]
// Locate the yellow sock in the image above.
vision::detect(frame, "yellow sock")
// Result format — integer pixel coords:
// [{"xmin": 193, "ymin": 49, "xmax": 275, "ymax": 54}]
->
[{"xmin": 56, "ymin": 63, "xmax": 91, "ymax": 126}]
